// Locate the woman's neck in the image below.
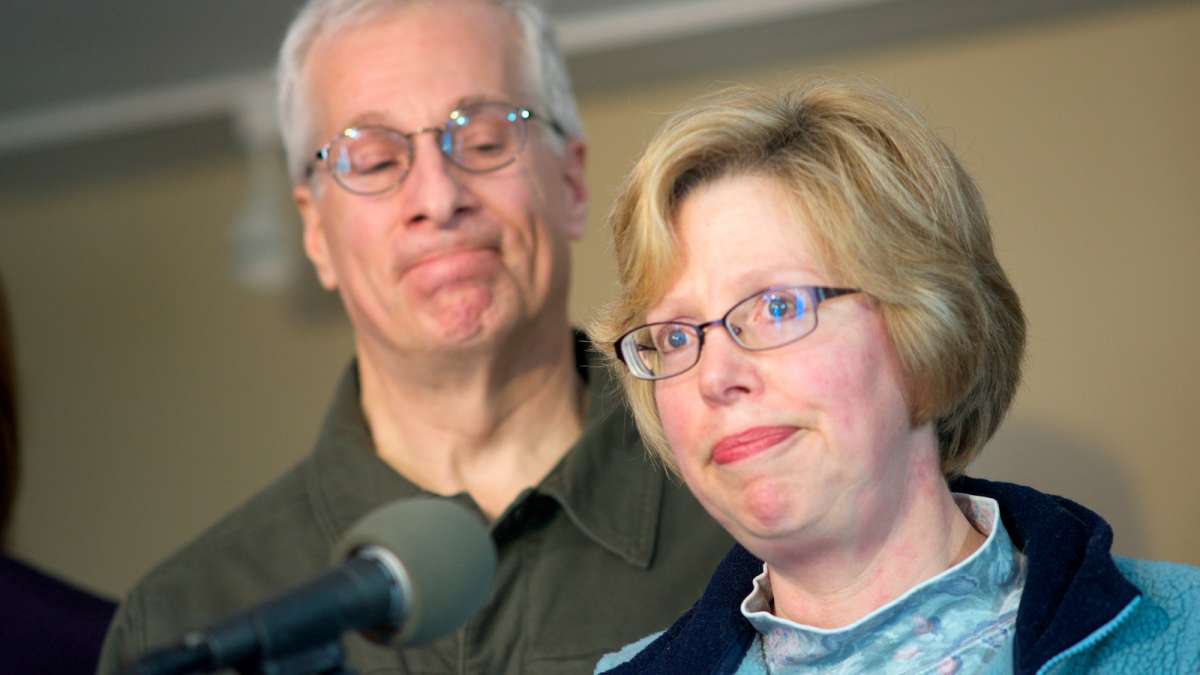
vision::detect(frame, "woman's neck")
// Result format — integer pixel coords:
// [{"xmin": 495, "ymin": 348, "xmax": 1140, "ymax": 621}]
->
[{"xmin": 764, "ymin": 453, "xmax": 986, "ymax": 629}]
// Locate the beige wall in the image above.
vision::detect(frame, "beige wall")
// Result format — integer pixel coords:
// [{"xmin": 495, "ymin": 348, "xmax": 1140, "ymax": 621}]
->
[{"xmin": 1, "ymin": 1, "xmax": 1196, "ymax": 599}]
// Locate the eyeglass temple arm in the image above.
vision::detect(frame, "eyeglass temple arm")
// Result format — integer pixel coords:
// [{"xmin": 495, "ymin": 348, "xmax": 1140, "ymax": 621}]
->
[
  {"xmin": 303, "ymin": 147, "xmax": 331, "ymax": 179},
  {"xmin": 815, "ymin": 287, "xmax": 858, "ymax": 302},
  {"xmin": 612, "ymin": 340, "xmax": 627, "ymax": 364},
  {"xmin": 525, "ymin": 108, "xmax": 568, "ymax": 139},
  {"xmin": 546, "ymin": 118, "xmax": 568, "ymax": 138}
]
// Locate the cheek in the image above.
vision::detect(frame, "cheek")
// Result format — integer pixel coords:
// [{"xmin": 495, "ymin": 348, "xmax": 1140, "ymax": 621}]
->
[
  {"xmin": 483, "ymin": 176, "xmax": 543, "ymax": 263},
  {"xmin": 654, "ymin": 381, "xmax": 701, "ymax": 457},
  {"xmin": 803, "ymin": 331, "xmax": 912, "ymax": 454},
  {"xmin": 324, "ymin": 204, "xmax": 391, "ymax": 267},
  {"xmin": 812, "ymin": 361, "xmax": 868, "ymax": 429},
  {"xmin": 488, "ymin": 166, "xmax": 541, "ymax": 224}
]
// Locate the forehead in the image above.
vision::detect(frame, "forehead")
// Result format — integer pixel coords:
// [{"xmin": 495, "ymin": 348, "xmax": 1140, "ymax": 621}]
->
[
  {"xmin": 649, "ymin": 174, "xmax": 830, "ymax": 313},
  {"xmin": 305, "ymin": 1, "xmax": 529, "ymax": 137}
]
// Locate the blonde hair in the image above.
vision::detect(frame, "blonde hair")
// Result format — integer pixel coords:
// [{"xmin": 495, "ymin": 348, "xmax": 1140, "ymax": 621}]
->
[{"xmin": 590, "ymin": 80, "xmax": 1025, "ymax": 477}]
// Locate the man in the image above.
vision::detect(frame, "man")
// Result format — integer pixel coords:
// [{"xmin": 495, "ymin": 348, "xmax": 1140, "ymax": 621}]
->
[{"xmin": 98, "ymin": 1, "xmax": 730, "ymax": 673}]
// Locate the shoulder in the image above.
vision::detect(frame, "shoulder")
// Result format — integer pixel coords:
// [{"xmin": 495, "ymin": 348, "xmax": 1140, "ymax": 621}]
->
[
  {"xmin": 595, "ymin": 631, "xmax": 663, "ymax": 673},
  {"xmin": 1066, "ymin": 557, "xmax": 1200, "ymax": 673},
  {"xmin": 0, "ymin": 556, "xmax": 116, "ymax": 674},
  {"xmin": 592, "ymin": 545, "xmax": 763, "ymax": 674},
  {"xmin": 0, "ymin": 554, "xmax": 116, "ymax": 617},
  {"xmin": 143, "ymin": 458, "xmax": 326, "ymax": 589},
  {"xmin": 1115, "ymin": 557, "xmax": 1200, "ymax": 596},
  {"xmin": 1114, "ymin": 557, "xmax": 1200, "ymax": 630},
  {"xmin": 138, "ymin": 458, "xmax": 326, "ymax": 606},
  {"xmin": 105, "ymin": 459, "xmax": 328, "ymax": 666}
]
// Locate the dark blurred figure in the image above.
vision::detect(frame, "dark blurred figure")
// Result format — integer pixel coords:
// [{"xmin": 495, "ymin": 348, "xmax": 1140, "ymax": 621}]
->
[{"xmin": 0, "ymin": 274, "xmax": 117, "ymax": 675}]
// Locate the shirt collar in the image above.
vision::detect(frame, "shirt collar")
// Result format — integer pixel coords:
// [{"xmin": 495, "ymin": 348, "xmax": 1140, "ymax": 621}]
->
[
  {"xmin": 304, "ymin": 331, "xmax": 663, "ymax": 569},
  {"xmin": 305, "ymin": 364, "xmax": 424, "ymax": 545},
  {"xmin": 740, "ymin": 494, "xmax": 1026, "ymax": 671},
  {"xmin": 528, "ymin": 331, "xmax": 663, "ymax": 568}
]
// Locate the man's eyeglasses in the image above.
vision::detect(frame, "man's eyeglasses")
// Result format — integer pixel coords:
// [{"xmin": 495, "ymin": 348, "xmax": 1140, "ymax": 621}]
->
[
  {"xmin": 614, "ymin": 285, "xmax": 859, "ymax": 381},
  {"xmin": 306, "ymin": 101, "xmax": 566, "ymax": 195}
]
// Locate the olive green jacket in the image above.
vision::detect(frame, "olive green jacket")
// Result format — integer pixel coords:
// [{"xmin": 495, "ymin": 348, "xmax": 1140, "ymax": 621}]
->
[{"xmin": 98, "ymin": 340, "xmax": 731, "ymax": 675}]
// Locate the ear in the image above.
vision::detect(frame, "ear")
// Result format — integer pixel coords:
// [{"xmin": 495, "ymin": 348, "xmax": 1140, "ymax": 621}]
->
[
  {"xmin": 294, "ymin": 184, "xmax": 339, "ymax": 290},
  {"xmin": 558, "ymin": 139, "xmax": 588, "ymax": 241}
]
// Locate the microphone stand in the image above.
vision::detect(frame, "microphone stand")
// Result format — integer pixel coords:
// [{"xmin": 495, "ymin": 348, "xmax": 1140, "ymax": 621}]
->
[
  {"xmin": 128, "ymin": 498, "xmax": 498, "ymax": 675},
  {"xmin": 237, "ymin": 641, "xmax": 356, "ymax": 675}
]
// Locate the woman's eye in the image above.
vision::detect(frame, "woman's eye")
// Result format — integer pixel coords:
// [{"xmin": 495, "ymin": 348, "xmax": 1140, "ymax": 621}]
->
[
  {"xmin": 763, "ymin": 294, "xmax": 799, "ymax": 320},
  {"xmin": 656, "ymin": 327, "xmax": 691, "ymax": 352}
]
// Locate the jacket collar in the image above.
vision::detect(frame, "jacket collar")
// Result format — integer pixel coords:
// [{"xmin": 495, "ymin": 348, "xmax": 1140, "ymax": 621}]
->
[
  {"xmin": 950, "ymin": 476, "xmax": 1140, "ymax": 674},
  {"xmin": 611, "ymin": 477, "xmax": 1140, "ymax": 675},
  {"xmin": 303, "ymin": 331, "xmax": 663, "ymax": 569},
  {"xmin": 605, "ymin": 543, "xmax": 759, "ymax": 675}
]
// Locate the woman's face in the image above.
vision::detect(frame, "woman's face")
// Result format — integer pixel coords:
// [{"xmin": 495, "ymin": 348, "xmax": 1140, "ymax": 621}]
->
[{"xmin": 651, "ymin": 173, "xmax": 931, "ymax": 560}]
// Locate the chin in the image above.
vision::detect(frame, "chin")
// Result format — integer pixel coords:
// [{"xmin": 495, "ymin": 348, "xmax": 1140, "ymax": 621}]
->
[
  {"xmin": 426, "ymin": 287, "xmax": 506, "ymax": 341},
  {"xmin": 700, "ymin": 477, "xmax": 803, "ymax": 546},
  {"xmin": 739, "ymin": 479, "xmax": 800, "ymax": 534}
]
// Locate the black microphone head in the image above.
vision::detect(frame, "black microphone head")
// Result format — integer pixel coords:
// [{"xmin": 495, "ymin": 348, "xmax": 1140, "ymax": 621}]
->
[{"xmin": 334, "ymin": 498, "xmax": 496, "ymax": 645}]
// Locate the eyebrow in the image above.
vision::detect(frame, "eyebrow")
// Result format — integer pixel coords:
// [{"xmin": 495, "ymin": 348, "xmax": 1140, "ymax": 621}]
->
[
  {"xmin": 338, "ymin": 95, "xmax": 515, "ymax": 133},
  {"xmin": 646, "ymin": 269, "xmax": 828, "ymax": 323},
  {"xmin": 341, "ymin": 110, "xmax": 396, "ymax": 131},
  {"xmin": 733, "ymin": 269, "xmax": 824, "ymax": 292},
  {"xmin": 454, "ymin": 94, "xmax": 500, "ymax": 110},
  {"xmin": 644, "ymin": 303, "xmax": 683, "ymax": 324}
]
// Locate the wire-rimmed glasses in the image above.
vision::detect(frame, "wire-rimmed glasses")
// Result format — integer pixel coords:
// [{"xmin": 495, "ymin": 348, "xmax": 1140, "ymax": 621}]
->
[
  {"xmin": 306, "ymin": 101, "xmax": 565, "ymax": 195},
  {"xmin": 614, "ymin": 285, "xmax": 859, "ymax": 381}
]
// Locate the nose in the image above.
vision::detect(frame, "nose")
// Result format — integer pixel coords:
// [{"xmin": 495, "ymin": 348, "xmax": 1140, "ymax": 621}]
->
[
  {"xmin": 695, "ymin": 326, "xmax": 761, "ymax": 407},
  {"xmin": 397, "ymin": 131, "xmax": 475, "ymax": 228}
]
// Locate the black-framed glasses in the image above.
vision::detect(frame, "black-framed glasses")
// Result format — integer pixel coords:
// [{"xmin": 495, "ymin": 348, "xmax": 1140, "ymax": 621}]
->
[
  {"xmin": 306, "ymin": 101, "xmax": 566, "ymax": 195},
  {"xmin": 614, "ymin": 285, "xmax": 859, "ymax": 381}
]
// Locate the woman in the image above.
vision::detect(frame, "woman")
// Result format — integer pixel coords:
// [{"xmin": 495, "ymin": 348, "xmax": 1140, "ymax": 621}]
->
[{"xmin": 590, "ymin": 81, "xmax": 1199, "ymax": 674}]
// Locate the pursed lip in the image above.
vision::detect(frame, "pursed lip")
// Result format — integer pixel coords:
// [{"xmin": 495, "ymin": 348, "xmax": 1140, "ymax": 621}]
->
[
  {"xmin": 410, "ymin": 245, "xmax": 497, "ymax": 269},
  {"xmin": 397, "ymin": 234, "xmax": 503, "ymax": 280},
  {"xmin": 710, "ymin": 426, "xmax": 799, "ymax": 466}
]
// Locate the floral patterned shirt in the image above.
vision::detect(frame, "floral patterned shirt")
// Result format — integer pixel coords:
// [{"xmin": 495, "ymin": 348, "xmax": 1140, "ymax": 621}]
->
[{"xmin": 740, "ymin": 494, "xmax": 1025, "ymax": 674}]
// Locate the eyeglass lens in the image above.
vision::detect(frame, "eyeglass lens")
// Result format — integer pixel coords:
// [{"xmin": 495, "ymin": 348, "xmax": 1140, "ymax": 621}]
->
[
  {"xmin": 327, "ymin": 103, "xmax": 530, "ymax": 194},
  {"xmin": 620, "ymin": 287, "xmax": 820, "ymax": 380}
]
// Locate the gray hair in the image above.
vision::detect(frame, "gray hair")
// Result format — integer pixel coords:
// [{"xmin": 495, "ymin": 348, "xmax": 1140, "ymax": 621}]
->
[{"xmin": 276, "ymin": 0, "xmax": 584, "ymax": 184}]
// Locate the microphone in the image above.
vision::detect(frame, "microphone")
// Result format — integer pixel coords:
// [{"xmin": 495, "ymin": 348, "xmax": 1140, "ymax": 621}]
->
[{"xmin": 128, "ymin": 498, "xmax": 497, "ymax": 675}]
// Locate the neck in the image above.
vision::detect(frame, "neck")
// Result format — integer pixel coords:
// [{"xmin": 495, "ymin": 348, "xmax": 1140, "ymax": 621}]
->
[
  {"xmin": 763, "ymin": 438, "xmax": 986, "ymax": 629},
  {"xmin": 356, "ymin": 326, "xmax": 585, "ymax": 520}
]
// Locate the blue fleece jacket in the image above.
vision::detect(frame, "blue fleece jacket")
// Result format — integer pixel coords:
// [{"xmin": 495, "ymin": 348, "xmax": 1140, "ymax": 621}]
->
[{"xmin": 597, "ymin": 477, "xmax": 1200, "ymax": 674}]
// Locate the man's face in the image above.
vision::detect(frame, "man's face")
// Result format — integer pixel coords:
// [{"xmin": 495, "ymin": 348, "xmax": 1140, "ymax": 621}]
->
[{"xmin": 294, "ymin": 0, "xmax": 587, "ymax": 358}]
